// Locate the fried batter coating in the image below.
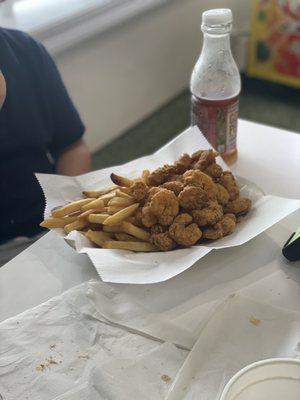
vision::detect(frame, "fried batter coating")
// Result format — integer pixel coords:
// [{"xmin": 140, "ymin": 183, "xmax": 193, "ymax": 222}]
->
[
  {"xmin": 150, "ymin": 232, "xmax": 176, "ymax": 251},
  {"xmin": 202, "ymin": 213, "xmax": 236, "ymax": 240},
  {"xmin": 141, "ymin": 204, "xmax": 157, "ymax": 227},
  {"xmin": 147, "ymin": 187, "xmax": 161, "ymax": 200},
  {"xmin": 202, "ymin": 223, "xmax": 223, "ymax": 240},
  {"xmin": 219, "ymin": 171, "xmax": 239, "ymax": 200},
  {"xmin": 149, "ymin": 189, "xmax": 179, "ymax": 226},
  {"xmin": 216, "ymin": 183, "xmax": 230, "ymax": 205},
  {"xmin": 129, "ymin": 181, "xmax": 149, "ymax": 201},
  {"xmin": 173, "ymin": 213, "xmax": 193, "ymax": 225},
  {"xmin": 160, "ymin": 181, "xmax": 184, "ymax": 196},
  {"xmin": 146, "ymin": 165, "xmax": 176, "ymax": 186},
  {"xmin": 224, "ymin": 197, "xmax": 252, "ymax": 216},
  {"xmin": 166, "ymin": 174, "xmax": 183, "ymax": 183},
  {"xmin": 220, "ymin": 213, "xmax": 236, "ymax": 236},
  {"xmin": 169, "ymin": 213, "xmax": 202, "ymax": 246},
  {"xmin": 150, "ymin": 224, "xmax": 166, "ymax": 234},
  {"xmin": 183, "ymin": 170, "xmax": 218, "ymax": 199},
  {"xmin": 178, "ymin": 185, "xmax": 209, "ymax": 210},
  {"xmin": 192, "ymin": 201, "xmax": 223, "ymax": 226},
  {"xmin": 174, "ymin": 153, "xmax": 192, "ymax": 174},
  {"xmin": 194, "ymin": 149, "xmax": 218, "ymax": 170},
  {"xmin": 191, "ymin": 150, "xmax": 204, "ymax": 162},
  {"xmin": 205, "ymin": 163, "xmax": 223, "ymax": 179}
]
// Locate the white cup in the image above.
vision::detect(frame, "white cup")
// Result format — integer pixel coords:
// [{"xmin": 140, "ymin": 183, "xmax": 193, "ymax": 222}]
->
[{"xmin": 220, "ymin": 358, "xmax": 300, "ymax": 400}]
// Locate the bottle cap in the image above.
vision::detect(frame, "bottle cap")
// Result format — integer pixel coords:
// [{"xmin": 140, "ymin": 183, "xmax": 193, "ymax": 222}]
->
[{"xmin": 202, "ymin": 8, "xmax": 232, "ymax": 27}]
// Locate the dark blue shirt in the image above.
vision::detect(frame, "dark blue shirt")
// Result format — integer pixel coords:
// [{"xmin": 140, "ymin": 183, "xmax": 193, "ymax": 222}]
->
[{"xmin": 0, "ymin": 28, "xmax": 85, "ymax": 242}]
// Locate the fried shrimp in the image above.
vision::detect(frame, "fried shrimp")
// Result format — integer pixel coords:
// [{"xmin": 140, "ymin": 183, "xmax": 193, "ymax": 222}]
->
[
  {"xmin": 183, "ymin": 170, "xmax": 218, "ymax": 199},
  {"xmin": 219, "ymin": 171, "xmax": 240, "ymax": 200},
  {"xmin": 178, "ymin": 185, "xmax": 209, "ymax": 210},
  {"xmin": 224, "ymin": 197, "xmax": 252, "ymax": 216},
  {"xmin": 150, "ymin": 232, "xmax": 176, "ymax": 251},
  {"xmin": 169, "ymin": 213, "xmax": 202, "ymax": 246},
  {"xmin": 149, "ymin": 189, "xmax": 179, "ymax": 226},
  {"xmin": 192, "ymin": 201, "xmax": 223, "ymax": 226}
]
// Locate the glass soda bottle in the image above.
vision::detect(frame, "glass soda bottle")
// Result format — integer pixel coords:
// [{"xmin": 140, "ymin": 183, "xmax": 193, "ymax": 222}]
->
[{"xmin": 191, "ymin": 8, "xmax": 241, "ymax": 164}]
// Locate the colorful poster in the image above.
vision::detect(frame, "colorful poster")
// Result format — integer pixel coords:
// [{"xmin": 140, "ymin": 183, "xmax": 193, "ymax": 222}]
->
[{"xmin": 248, "ymin": 0, "xmax": 300, "ymax": 88}]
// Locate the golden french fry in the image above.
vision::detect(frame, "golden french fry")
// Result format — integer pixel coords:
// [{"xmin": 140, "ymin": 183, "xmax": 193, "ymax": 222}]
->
[
  {"xmin": 121, "ymin": 221, "xmax": 150, "ymax": 241},
  {"xmin": 99, "ymin": 191, "xmax": 117, "ymax": 205},
  {"xmin": 141, "ymin": 170, "xmax": 150, "ymax": 183},
  {"xmin": 64, "ymin": 219, "xmax": 88, "ymax": 234},
  {"xmin": 103, "ymin": 225, "xmax": 123, "ymax": 233},
  {"xmin": 78, "ymin": 209, "xmax": 99, "ymax": 220},
  {"xmin": 82, "ymin": 186, "xmax": 117, "ymax": 198},
  {"xmin": 81, "ymin": 197, "xmax": 105, "ymax": 211},
  {"xmin": 40, "ymin": 216, "xmax": 78, "ymax": 229},
  {"xmin": 119, "ymin": 187, "xmax": 131, "ymax": 195},
  {"xmin": 88, "ymin": 213, "xmax": 109, "ymax": 224},
  {"xmin": 52, "ymin": 198, "xmax": 94, "ymax": 218},
  {"xmin": 110, "ymin": 173, "xmax": 133, "ymax": 187},
  {"xmin": 103, "ymin": 241, "xmax": 157, "ymax": 252},
  {"xmin": 115, "ymin": 233, "xmax": 141, "ymax": 242},
  {"xmin": 82, "ymin": 191, "xmax": 102, "ymax": 198},
  {"xmin": 85, "ymin": 230, "xmax": 112, "ymax": 247},
  {"xmin": 116, "ymin": 190, "xmax": 133, "ymax": 199},
  {"xmin": 103, "ymin": 203, "xmax": 139, "ymax": 226},
  {"xmin": 108, "ymin": 206, "xmax": 125, "ymax": 215},
  {"xmin": 108, "ymin": 197, "xmax": 135, "ymax": 207}
]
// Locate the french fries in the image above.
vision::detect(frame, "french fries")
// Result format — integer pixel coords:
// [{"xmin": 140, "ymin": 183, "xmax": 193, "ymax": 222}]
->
[
  {"xmin": 116, "ymin": 190, "xmax": 133, "ymax": 199},
  {"xmin": 64, "ymin": 219, "xmax": 88, "ymax": 234},
  {"xmin": 78, "ymin": 209, "xmax": 98, "ymax": 220},
  {"xmin": 98, "ymin": 192, "xmax": 117, "ymax": 205},
  {"xmin": 121, "ymin": 221, "xmax": 150, "ymax": 242},
  {"xmin": 82, "ymin": 186, "xmax": 116, "ymax": 198},
  {"xmin": 103, "ymin": 203, "xmax": 139, "ymax": 226},
  {"xmin": 115, "ymin": 233, "xmax": 141, "ymax": 242},
  {"xmin": 81, "ymin": 197, "xmax": 105, "ymax": 211},
  {"xmin": 88, "ymin": 213, "xmax": 109, "ymax": 224},
  {"xmin": 85, "ymin": 230, "xmax": 112, "ymax": 247},
  {"xmin": 103, "ymin": 225, "xmax": 123, "ymax": 233},
  {"xmin": 110, "ymin": 173, "xmax": 133, "ymax": 187},
  {"xmin": 126, "ymin": 216, "xmax": 139, "ymax": 225},
  {"xmin": 141, "ymin": 170, "xmax": 150, "ymax": 183},
  {"xmin": 40, "ymin": 216, "xmax": 78, "ymax": 229},
  {"xmin": 52, "ymin": 198, "xmax": 94, "ymax": 218},
  {"xmin": 118, "ymin": 187, "xmax": 131, "ymax": 195},
  {"xmin": 108, "ymin": 197, "xmax": 135, "ymax": 207},
  {"xmin": 108, "ymin": 206, "xmax": 126, "ymax": 215},
  {"xmin": 103, "ymin": 241, "xmax": 156, "ymax": 252}
]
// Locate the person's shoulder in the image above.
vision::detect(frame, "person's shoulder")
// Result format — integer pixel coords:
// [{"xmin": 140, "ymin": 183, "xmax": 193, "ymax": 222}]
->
[{"xmin": 0, "ymin": 27, "xmax": 45, "ymax": 55}]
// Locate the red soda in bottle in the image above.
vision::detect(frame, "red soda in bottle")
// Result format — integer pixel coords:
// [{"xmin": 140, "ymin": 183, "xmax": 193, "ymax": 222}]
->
[{"xmin": 191, "ymin": 9, "xmax": 241, "ymax": 164}]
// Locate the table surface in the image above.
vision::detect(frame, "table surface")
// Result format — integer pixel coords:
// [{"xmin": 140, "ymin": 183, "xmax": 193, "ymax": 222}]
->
[{"xmin": 0, "ymin": 119, "xmax": 299, "ymax": 323}]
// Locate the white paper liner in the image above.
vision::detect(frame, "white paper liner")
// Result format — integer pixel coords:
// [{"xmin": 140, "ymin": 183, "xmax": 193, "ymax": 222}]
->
[
  {"xmin": 36, "ymin": 126, "xmax": 300, "ymax": 284},
  {"xmin": 166, "ymin": 294, "xmax": 300, "ymax": 400},
  {"xmin": 0, "ymin": 281, "xmax": 187, "ymax": 400}
]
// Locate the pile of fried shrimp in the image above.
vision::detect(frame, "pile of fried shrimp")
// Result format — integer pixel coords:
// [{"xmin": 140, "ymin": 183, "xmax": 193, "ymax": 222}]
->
[{"xmin": 41, "ymin": 149, "xmax": 252, "ymax": 252}]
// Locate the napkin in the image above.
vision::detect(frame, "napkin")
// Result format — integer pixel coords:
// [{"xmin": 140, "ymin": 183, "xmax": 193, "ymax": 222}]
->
[
  {"xmin": 37, "ymin": 126, "xmax": 300, "ymax": 284},
  {"xmin": 0, "ymin": 282, "xmax": 187, "ymax": 400},
  {"xmin": 166, "ymin": 294, "xmax": 300, "ymax": 400}
]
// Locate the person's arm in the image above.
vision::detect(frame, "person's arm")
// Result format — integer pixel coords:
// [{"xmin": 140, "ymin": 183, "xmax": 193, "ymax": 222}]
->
[
  {"xmin": 34, "ymin": 40, "xmax": 90, "ymax": 172},
  {"xmin": 55, "ymin": 139, "xmax": 91, "ymax": 176}
]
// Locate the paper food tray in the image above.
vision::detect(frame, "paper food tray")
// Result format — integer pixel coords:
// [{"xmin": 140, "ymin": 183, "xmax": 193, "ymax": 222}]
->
[{"xmin": 37, "ymin": 126, "xmax": 300, "ymax": 284}]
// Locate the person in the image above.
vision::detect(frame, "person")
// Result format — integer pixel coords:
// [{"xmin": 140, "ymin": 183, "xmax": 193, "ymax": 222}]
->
[{"xmin": 0, "ymin": 25, "xmax": 91, "ymax": 265}]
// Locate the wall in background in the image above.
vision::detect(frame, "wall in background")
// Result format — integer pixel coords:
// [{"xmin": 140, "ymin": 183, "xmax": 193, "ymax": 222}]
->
[{"xmin": 53, "ymin": 0, "xmax": 251, "ymax": 151}]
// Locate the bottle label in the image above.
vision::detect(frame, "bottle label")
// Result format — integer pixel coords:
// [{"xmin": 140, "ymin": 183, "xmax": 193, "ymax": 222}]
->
[{"xmin": 192, "ymin": 96, "xmax": 239, "ymax": 154}]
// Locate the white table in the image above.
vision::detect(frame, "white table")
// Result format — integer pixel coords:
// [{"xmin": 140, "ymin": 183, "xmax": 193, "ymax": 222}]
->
[{"xmin": 0, "ymin": 119, "xmax": 299, "ymax": 323}]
